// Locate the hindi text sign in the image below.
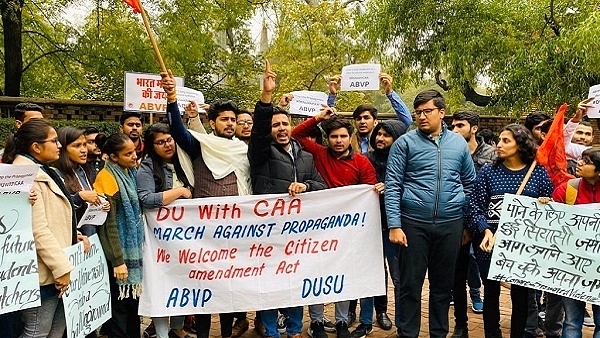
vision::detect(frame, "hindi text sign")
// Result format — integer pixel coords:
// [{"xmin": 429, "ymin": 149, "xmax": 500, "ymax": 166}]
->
[
  {"xmin": 489, "ymin": 194, "xmax": 600, "ymax": 305},
  {"xmin": 124, "ymin": 72, "xmax": 184, "ymax": 113}
]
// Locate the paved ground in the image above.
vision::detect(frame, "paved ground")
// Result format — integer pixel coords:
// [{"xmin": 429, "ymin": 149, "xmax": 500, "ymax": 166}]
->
[{"xmin": 142, "ymin": 278, "xmax": 596, "ymax": 338}]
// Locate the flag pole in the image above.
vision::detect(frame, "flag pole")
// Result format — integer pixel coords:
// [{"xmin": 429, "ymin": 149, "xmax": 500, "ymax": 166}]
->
[{"xmin": 136, "ymin": 0, "xmax": 167, "ymax": 73}]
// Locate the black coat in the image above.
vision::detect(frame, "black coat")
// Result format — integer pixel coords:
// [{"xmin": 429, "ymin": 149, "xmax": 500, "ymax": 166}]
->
[{"xmin": 248, "ymin": 101, "xmax": 327, "ymax": 195}]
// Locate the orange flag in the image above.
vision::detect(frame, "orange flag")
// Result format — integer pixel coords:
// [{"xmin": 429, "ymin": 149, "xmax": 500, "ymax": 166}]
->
[
  {"xmin": 123, "ymin": 0, "xmax": 141, "ymax": 14},
  {"xmin": 535, "ymin": 103, "xmax": 574, "ymax": 187}
]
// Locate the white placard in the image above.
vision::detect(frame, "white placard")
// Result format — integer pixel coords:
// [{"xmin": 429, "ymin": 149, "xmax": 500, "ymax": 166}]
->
[
  {"xmin": 0, "ymin": 191, "xmax": 40, "ymax": 314},
  {"xmin": 0, "ymin": 164, "xmax": 38, "ymax": 192},
  {"xmin": 124, "ymin": 72, "xmax": 184, "ymax": 113},
  {"xmin": 488, "ymin": 194, "xmax": 600, "ymax": 305},
  {"xmin": 176, "ymin": 87, "xmax": 206, "ymax": 114},
  {"xmin": 63, "ymin": 235, "xmax": 111, "ymax": 338},
  {"xmin": 138, "ymin": 185, "xmax": 385, "ymax": 316},
  {"xmin": 77, "ymin": 197, "xmax": 108, "ymax": 228},
  {"xmin": 340, "ymin": 64, "xmax": 381, "ymax": 91},
  {"xmin": 586, "ymin": 84, "xmax": 600, "ymax": 118},
  {"xmin": 289, "ymin": 91, "xmax": 329, "ymax": 117}
]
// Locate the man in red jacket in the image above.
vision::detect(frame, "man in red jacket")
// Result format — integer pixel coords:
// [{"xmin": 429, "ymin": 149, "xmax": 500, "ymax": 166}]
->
[{"xmin": 292, "ymin": 107, "xmax": 378, "ymax": 338}]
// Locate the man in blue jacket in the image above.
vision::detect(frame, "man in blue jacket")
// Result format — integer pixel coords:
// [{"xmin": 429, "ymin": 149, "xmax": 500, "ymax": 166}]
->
[{"xmin": 385, "ymin": 90, "xmax": 476, "ymax": 338}]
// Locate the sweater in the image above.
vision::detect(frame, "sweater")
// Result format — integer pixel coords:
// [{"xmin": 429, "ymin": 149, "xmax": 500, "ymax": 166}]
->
[
  {"xmin": 291, "ymin": 116, "xmax": 377, "ymax": 187},
  {"xmin": 552, "ymin": 178, "xmax": 600, "ymax": 204},
  {"xmin": 468, "ymin": 163, "xmax": 553, "ymax": 261},
  {"xmin": 93, "ymin": 169, "xmax": 125, "ymax": 267}
]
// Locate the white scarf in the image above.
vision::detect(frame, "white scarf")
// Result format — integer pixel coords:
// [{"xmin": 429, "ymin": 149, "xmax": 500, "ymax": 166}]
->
[{"xmin": 178, "ymin": 131, "xmax": 251, "ymax": 196}]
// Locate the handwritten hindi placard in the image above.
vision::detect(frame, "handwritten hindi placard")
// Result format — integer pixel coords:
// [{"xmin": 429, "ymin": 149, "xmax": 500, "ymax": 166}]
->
[
  {"xmin": 489, "ymin": 194, "xmax": 600, "ymax": 305},
  {"xmin": 289, "ymin": 91, "xmax": 328, "ymax": 117},
  {"xmin": 340, "ymin": 64, "xmax": 381, "ymax": 91},
  {"xmin": 138, "ymin": 185, "xmax": 385, "ymax": 316},
  {"xmin": 0, "ymin": 165, "xmax": 40, "ymax": 314},
  {"xmin": 62, "ymin": 235, "xmax": 111, "ymax": 338},
  {"xmin": 124, "ymin": 72, "xmax": 185, "ymax": 113}
]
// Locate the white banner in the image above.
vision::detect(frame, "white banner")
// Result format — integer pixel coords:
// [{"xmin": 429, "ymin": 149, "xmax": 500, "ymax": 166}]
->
[
  {"xmin": 0, "ymin": 164, "xmax": 38, "ymax": 192},
  {"xmin": 63, "ymin": 235, "xmax": 111, "ymax": 338},
  {"xmin": 176, "ymin": 87, "xmax": 205, "ymax": 114},
  {"xmin": 289, "ymin": 91, "xmax": 328, "ymax": 117},
  {"xmin": 587, "ymin": 84, "xmax": 600, "ymax": 118},
  {"xmin": 489, "ymin": 194, "xmax": 600, "ymax": 305},
  {"xmin": 340, "ymin": 64, "xmax": 381, "ymax": 91},
  {"xmin": 124, "ymin": 72, "xmax": 185, "ymax": 113},
  {"xmin": 0, "ymin": 191, "xmax": 40, "ymax": 314},
  {"xmin": 139, "ymin": 185, "xmax": 385, "ymax": 316}
]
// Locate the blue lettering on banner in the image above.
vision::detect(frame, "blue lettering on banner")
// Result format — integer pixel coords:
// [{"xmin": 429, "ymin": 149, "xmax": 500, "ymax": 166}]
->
[
  {"xmin": 301, "ymin": 275, "xmax": 344, "ymax": 298},
  {"xmin": 165, "ymin": 288, "xmax": 212, "ymax": 307}
]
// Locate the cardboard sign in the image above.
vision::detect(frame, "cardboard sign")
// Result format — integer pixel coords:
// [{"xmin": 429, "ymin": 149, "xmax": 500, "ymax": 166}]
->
[{"xmin": 587, "ymin": 84, "xmax": 600, "ymax": 118}]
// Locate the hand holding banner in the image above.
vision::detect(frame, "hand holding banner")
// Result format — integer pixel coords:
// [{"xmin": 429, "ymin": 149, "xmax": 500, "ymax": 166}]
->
[
  {"xmin": 289, "ymin": 91, "xmax": 329, "ymax": 117},
  {"xmin": 340, "ymin": 64, "xmax": 381, "ymax": 91}
]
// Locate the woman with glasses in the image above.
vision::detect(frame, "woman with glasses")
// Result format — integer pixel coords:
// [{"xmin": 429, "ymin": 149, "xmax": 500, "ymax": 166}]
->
[
  {"xmin": 468, "ymin": 124, "xmax": 553, "ymax": 338},
  {"xmin": 3, "ymin": 119, "xmax": 89, "ymax": 338},
  {"xmin": 93, "ymin": 132, "xmax": 144, "ymax": 338},
  {"xmin": 53, "ymin": 126, "xmax": 109, "ymax": 236},
  {"xmin": 137, "ymin": 123, "xmax": 193, "ymax": 338}
]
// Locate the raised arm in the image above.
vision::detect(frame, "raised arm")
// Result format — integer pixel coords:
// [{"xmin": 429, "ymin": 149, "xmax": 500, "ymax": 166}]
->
[{"xmin": 380, "ymin": 73, "xmax": 412, "ymax": 128}]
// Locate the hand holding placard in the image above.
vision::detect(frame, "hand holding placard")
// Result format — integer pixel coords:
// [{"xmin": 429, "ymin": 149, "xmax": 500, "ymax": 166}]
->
[
  {"xmin": 289, "ymin": 91, "xmax": 328, "ymax": 117},
  {"xmin": 340, "ymin": 64, "xmax": 381, "ymax": 91}
]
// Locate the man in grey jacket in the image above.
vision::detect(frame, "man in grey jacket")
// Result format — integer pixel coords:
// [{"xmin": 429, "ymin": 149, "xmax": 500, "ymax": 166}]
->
[{"xmin": 385, "ymin": 90, "xmax": 476, "ymax": 338}]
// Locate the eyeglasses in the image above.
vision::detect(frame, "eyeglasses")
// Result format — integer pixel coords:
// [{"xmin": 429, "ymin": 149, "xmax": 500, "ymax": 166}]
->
[
  {"xmin": 414, "ymin": 108, "xmax": 439, "ymax": 117},
  {"xmin": 237, "ymin": 120, "xmax": 254, "ymax": 126},
  {"xmin": 580, "ymin": 156, "xmax": 593, "ymax": 165},
  {"xmin": 153, "ymin": 137, "xmax": 174, "ymax": 147},
  {"xmin": 38, "ymin": 138, "xmax": 60, "ymax": 146}
]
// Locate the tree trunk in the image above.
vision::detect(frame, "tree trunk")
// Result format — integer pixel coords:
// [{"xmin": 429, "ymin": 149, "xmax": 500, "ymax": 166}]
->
[{"xmin": 1, "ymin": 0, "xmax": 24, "ymax": 97}]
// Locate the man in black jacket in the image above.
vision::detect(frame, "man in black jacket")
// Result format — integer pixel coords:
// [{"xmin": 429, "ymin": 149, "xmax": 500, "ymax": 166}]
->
[{"xmin": 248, "ymin": 61, "xmax": 327, "ymax": 338}]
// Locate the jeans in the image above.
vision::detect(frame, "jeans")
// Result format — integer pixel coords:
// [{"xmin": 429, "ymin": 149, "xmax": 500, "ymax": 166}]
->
[
  {"xmin": 309, "ymin": 301, "xmax": 350, "ymax": 324},
  {"xmin": 359, "ymin": 297, "xmax": 374, "ymax": 325},
  {"xmin": 153, "ymin": 316, "xmax": 184, "ymax": 338},
  {"xmin": 452, "ymin": 242, "xmax": 482, "ymax": 329},
  {"xmin": 395, "ymin": 218, "xmax": 463, "ymax": 338},
  {"xmin": 561, "ymin": 298, "xmax": 600, "ymax": 338},
  {"xmin": 375, "ymin": 230, "xmax": 400, "ymax": 319},
  {"xmin": 477, "ymin": 258, "xmax": 528, "ymax": 338},
  {"xmin": 0, "ymin": 311, "xmax": 22, "ymax": 338},
  {"xmin": 19, "ymin": 294, "xmax": 65, "ymax": 338},
  {"xmin": 544, "ymin": 293, "xmax": 564, "ymax": 337},
  {"xmin": 261, "ymin": 307, "xmax": 302, "ymax": 337}
]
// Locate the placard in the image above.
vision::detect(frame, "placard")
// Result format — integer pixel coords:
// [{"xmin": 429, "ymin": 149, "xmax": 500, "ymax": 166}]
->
[
  {"xmin": 124, "ymin": 72, "xmax": 185, "ymax": 113},
  {"xmin": 586, "ymin": 84, "xmax": 600, "ymax": 118},
  {"xmin": 488, "ymin": 194, "xmax": 600, "ymax": 305},
  {"xmin": 138, "ymin": 185, "xmax": 385, "ymax": 316},
  {"xmin": 62, "ymin": 235, "xmax": 111, "ymax": 338},
  {"xmin": 289, "ymin": 91, "xmax": 329, "ymax": 117},
  {"xmin": 340, "ymin": 64, "xmax": 381, "ymax": 91}
]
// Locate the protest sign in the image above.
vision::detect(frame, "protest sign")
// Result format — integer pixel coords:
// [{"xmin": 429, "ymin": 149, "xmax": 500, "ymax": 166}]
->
[
  {"xmin": 124, "ymin": 72, "xmax": 184, "ymax": 113},
  {"xmin": 175, "ymin": 87, "xmax": 205, "ymax": 114},
  {"xmin": 63, "ymin": 235, "xmax": 111, "ymax": 338},
  {"xmin": 0, "ymin": 164, "xmax": 40, "ymax": 314},
  {"xmin": 340, "ymin": 64, "xmax": 381, "ymax": 91},
  {"xmin": 0, "ymin": 164, "xmax": 38, "ymax": 193},
  {"xmin": 586, "ymin": 84, "xmax": 600, "ymax": 118},
  {"xmin": 139, "ymin": 185, "xmax": 385, "ymax": 316},
  {"xmin": 0, "ymin": 192, "xmax": 40, "ymax": 314},
  {"xmin": 77, "ymin": 197, "xmax": 108, "ymax": 229},
  {"xmin": 289, "ymin": 91, "xmax": 328, "ymax": 117},
  {"xmin": 488, "ymin": 194, "xmax": 600, "ymax": 305}
]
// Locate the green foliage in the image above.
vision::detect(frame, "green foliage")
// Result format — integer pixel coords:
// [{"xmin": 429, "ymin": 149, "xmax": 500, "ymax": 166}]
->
[
  {"xmin": 0, "ymin": 118, "xmax": 120, "ymax": 148},
  {"xmin": 361, "ymin": 0, "xmax": 600, "ymax": 115}
]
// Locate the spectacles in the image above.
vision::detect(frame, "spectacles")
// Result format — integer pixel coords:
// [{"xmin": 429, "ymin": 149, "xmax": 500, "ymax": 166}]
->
[
  {"xmin": 154, "ymin": 137, "xmax": 174, "ymax": 147},
  {"xmin": 237, "ymin": 120, "xmax": 254, "ymax": 126},
  {"xmin": 38, "ymin": 138, "xmax": 60, "ymax": 146},
  {"xmin": 414, "ymin": 108, "xmax": 439, "ymax": 117},
  {"xmin": 580, "ymin": 156, "xmax": 593, "ymax": 165}
]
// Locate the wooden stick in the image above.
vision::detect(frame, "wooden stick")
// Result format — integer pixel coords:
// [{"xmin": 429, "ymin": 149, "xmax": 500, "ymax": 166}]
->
[{"xmin": 137, "ymin": 0, "xmax": 167, "ymax": 73}]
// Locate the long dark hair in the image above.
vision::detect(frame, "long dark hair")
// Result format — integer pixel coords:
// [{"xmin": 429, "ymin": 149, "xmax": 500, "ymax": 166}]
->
[
  {"xmin": 52, "ymin": 126, "xmax": 89, "ymax": 193},
  {"xmin": 495, "ymin": 124, "xmax": 537, "ymax": 166},
  {"xmin": 143, "ymin": 123, "xmax": 192, "ymax": 192},
  {"xmin": 3, "ymin": 119, "xmax": 53, "ymax": 164}
]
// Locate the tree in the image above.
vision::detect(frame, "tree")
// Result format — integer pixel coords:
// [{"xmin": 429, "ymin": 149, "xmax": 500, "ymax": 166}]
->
[{"xmin": 362, "ymin": 0, "xmax": 600, "ymax": 114}]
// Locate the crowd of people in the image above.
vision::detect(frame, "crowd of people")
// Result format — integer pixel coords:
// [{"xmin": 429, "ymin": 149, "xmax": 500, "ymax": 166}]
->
[{"xmin": 0, "ymin": 60, "xmax": 598, "ymax": 338}]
